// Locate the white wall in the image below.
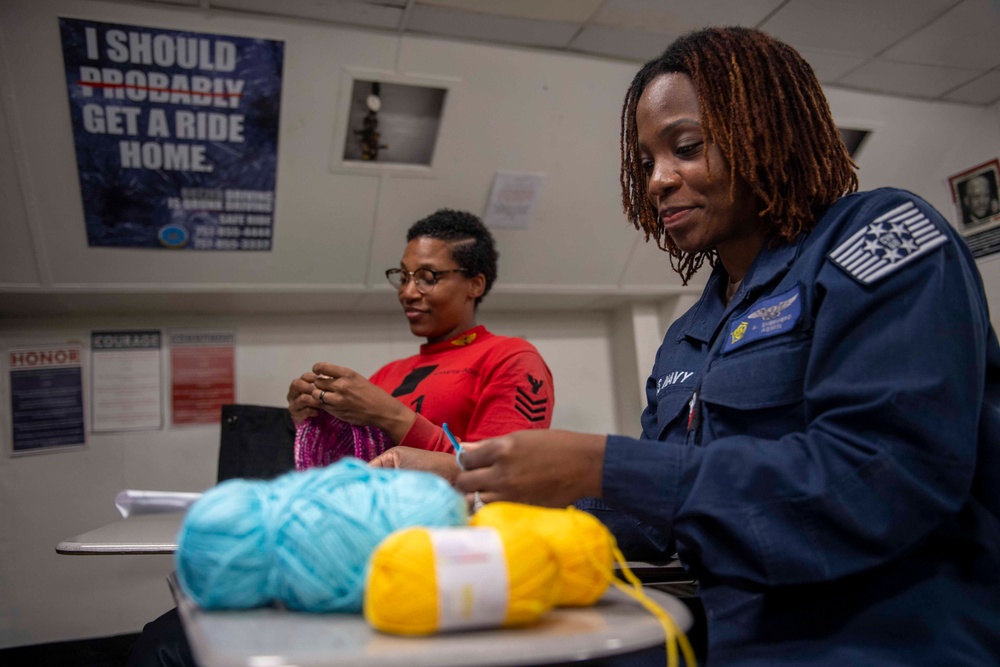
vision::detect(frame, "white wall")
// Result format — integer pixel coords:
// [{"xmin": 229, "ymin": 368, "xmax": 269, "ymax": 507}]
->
[{"xmin": 2, "ymin": 0, "xmax": 1000, "ymax": 649}]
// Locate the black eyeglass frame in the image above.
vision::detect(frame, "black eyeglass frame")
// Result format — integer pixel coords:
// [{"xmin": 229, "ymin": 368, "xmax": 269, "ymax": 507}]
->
[{"xmin": 384, "ymin": 267, "xmax": 472, "ymax": 294}]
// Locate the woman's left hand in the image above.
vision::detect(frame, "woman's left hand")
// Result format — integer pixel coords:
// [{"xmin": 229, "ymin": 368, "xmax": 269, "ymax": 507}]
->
[
  {"xmin": 311, "ymin": 362, "xmax": 415, "ymax": 442},
  {"xmin": 369, "ymin": 446, "xmax": 461, "ymax": 483}
]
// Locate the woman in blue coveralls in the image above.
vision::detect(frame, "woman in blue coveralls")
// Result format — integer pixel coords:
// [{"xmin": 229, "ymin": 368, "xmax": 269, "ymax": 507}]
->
[{"xmin": 455, "ymin": 27, "xmax": 1000, "ymax": 666}]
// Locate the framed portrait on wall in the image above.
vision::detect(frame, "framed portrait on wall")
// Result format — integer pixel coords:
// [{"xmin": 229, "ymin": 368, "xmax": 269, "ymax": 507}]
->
[{"xmin": 948, "ymin": 159, "xmax": 1000, "ymax": 233}]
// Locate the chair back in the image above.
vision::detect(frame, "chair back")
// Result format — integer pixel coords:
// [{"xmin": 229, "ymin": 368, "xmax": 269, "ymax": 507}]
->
[{"xmin": 217, "ymin": 404, "xmax": 296, "ymax": 482}]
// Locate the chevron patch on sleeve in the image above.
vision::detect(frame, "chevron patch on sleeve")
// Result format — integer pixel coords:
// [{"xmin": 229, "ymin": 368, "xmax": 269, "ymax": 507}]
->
[
  {"xmin": 828, "ymin": 201, "xmax": 948, "ymax": 285},
  {"xmin": 514, "ymin": 374, "xmax": 549, "ymax": 423}
]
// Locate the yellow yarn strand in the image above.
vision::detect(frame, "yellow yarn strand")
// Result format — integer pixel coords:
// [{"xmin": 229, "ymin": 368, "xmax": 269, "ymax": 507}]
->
[
  {"xmin": 474, "ymin": 503, "xmax": 696, "ymax": 667},
  {"xmin": 607, "ymin": 543, "xmax": 697, "ymax": 667}
]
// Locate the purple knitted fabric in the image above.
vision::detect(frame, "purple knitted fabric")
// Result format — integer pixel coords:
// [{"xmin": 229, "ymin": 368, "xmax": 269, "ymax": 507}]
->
[{"xmin": 294, "ymin": 411, "xmax": 393, "ymax": 470}]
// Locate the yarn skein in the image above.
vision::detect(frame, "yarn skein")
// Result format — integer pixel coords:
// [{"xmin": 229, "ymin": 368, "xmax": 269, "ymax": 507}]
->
[
  {"xmin": 471, "ymin": 502, "xmax": 613, "ymax": 606},
  {"xmin": 365, "ymin": 523, "xmax": 561, "ymax": 635},
  {"xmin": 175, "ymin": 458, "xmax": 467, "ymax": 612}
]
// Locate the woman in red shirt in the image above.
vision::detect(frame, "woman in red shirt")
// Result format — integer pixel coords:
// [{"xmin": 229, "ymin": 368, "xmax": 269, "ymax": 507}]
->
[{"xmin": 286, "ymin": 208, "xmax": 554, "ymax": 476}]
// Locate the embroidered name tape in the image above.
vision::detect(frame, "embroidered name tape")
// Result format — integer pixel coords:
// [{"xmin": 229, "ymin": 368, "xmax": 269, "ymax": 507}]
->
[
  {"xmin": 723, "ymin": 284, "xmax": 802, "ymax": 353},
  {"xmin": 656, "ymin": 370, "xmax": 695, "ymax": 394},
  {"xmin": 828, "ymin": 201, "xmax": 948, "ymax": 285}
]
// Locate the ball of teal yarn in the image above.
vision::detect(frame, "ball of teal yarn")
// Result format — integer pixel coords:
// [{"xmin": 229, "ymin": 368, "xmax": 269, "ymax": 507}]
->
[{"xmin": 175, "ymin": 458, "xmax": 467, "ymax": 612}]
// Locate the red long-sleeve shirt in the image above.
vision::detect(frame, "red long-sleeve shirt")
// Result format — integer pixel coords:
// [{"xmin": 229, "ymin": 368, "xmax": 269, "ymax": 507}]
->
[
  {"xmin": 372, "ymin": 325, "xmax": 554, "ymax": 452},
  {"xmin": 295, "ymin": 326, "xmax": 554, "ymax": 465}
]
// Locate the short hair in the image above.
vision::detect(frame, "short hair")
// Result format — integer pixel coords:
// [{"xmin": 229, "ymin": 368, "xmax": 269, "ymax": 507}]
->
[
  {"xmin": 406, "ymin": 209, "xmax": 498, "ymax": 307},
  {"xmin": 620, "ymin": 26, "xmax": 859, "ymax": 284}
]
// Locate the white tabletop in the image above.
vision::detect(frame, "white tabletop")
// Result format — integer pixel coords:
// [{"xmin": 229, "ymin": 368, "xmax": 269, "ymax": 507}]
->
[
  {"xmin": 171, "ymin": 574, "xmax": 692, "ymax": 667},
  {"xmin": 56, "ymin": 513, "xmax": 183, "ymax": 554}
]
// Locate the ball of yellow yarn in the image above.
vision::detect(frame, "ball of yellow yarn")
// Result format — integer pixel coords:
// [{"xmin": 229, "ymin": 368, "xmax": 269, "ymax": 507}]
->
[
  {"xmin": 365, "ymin": 523, "xmax": 560, "ymax": 635},
  {"xmin": 471, "ymin": 502, "xmax": 613, "ymax": 607}
]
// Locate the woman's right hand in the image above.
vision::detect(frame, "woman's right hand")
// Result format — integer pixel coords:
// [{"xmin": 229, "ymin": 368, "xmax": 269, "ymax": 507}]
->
[
  {"xmin": 287, "ymin": 371, "xmax": 321, "ymax": 425},
  {"xmin": 454, "ymin": 430, "xmax": 606, "ymax": 508}
]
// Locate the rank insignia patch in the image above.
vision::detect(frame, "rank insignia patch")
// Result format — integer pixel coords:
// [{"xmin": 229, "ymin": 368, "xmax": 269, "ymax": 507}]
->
[
  {"xmin": 723, "ymin": 284, "xmax": 803, "ymax": 353},
  {"xmin": 828, "ymin": 201, "xmax": 948, "ymax": 285},
  {"xmin": 730, "ymin": 321, "xmax": 748, "ymax": 345},
  {"xmin": 515, "ymin": 386, "xmax": 548, "ymax": 422}
]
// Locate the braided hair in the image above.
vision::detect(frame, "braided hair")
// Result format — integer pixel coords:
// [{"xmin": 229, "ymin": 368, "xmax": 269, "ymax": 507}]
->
[{"xmin": 620, "ymin": 26, "xmax": 858, "ymax": 284}]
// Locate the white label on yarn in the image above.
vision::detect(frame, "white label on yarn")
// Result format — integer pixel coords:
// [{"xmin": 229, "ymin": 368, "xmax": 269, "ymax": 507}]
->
[{"xmin": 429, "ymin": 527, "xmax": 509, "ymax": 631}]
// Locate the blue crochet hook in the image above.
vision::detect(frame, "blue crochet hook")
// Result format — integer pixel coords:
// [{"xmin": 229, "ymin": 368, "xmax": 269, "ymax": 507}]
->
[{"xmin": 442, "ymin": 423, "xmax": 463, "ymax": 466}]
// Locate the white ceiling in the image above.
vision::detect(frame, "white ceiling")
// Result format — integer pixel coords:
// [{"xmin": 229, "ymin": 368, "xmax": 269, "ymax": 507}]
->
[{"xmin": 137, "ymin": 0, "xmax": 1000, "ymax": 106}]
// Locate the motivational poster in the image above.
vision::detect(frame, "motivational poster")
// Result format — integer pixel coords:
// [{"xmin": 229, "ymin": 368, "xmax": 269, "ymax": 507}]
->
[
  {"xmin": 91, "ymin": 330, "xmax": 163, "ymax": 432},
  {"xmin": 58, "ymin": 18, "xmax": 283, "ymax": 250},
  {"xmin": 8, "ymin": 344, "xmax": 85, "ymax": 454},
  {"xmin": 169, "ymin": 331, "xmax": 235, "ymax": 425}
]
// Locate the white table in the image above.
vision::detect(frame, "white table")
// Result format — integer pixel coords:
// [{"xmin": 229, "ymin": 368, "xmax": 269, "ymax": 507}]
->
[
  {"xmin": 171, "ymin": 574, "xmax": 692, "ymax": 667},
  {"xmin": 56, "ymin": 513, "xmax": 183, "ymax": 554}
]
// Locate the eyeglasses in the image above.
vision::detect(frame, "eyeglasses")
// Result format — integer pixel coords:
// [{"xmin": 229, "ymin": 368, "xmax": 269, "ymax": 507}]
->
[{"xmin": 385, "ymin": 267, "xmax": 471, "ymax": 294}]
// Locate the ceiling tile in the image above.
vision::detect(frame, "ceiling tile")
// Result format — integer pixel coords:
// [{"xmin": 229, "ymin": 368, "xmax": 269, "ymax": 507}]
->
[
  {"xmin": 414, "ymin": 0, "xmax": 604, "ymax": 23},
  {"xmin": 210, "ymin": 0, "xmax": 403, "ymax": 30},
  {"xmin": 568, "ymin": 25, "xmax": 673, "ymax": 63},
  {"xmin": 798, "ymin": 49, "xmax": 869, "ymax": 83},
  {"xmin": 881, "ymin": 0, "xmax": 1000, "ymax": 69},
  {"xmin": 349, "ymin": 0, "xmax": 409, "ymax": 6},
  {"xmin": 761, "ymin": 0, "xmax": 959, "ymax": 58},
  {"xmin": 942, "ymin": 68, "xmax": 1000, "ymax": 104},
  {"xmin": 838, "ymin": 59, "xmax": 983, "ymax": 98},
  {"xmin": 123, "ymin": 0, "xmax": 1000, "ymax": 106},
  {"xmin": 406, "ymin": 5, "xmax": 580, "ymax": 49},
  {"xmin": 592, "ymin": 0, "xmax": 785, "ymax": 33}
]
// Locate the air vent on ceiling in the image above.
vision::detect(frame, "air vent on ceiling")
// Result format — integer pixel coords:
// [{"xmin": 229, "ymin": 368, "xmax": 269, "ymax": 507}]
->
[{"xmin": 838, "ymin": 127, "xmax": 871, "ymax": 159}]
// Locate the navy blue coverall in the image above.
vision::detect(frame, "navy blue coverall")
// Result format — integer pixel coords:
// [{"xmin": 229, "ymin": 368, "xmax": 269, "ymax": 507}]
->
[{"xmin": 601, "ymin": 188, "xmax": 1000, "ymax": 665}]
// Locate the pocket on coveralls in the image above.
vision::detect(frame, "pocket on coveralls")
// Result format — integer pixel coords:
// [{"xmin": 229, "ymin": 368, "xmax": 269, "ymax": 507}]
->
[{"xmin": 698, "ymin": 339, "xmax": 809, "ymax": 441}]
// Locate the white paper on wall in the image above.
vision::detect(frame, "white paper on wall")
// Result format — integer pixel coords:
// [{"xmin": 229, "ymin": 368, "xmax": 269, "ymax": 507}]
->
[{"xmin": 483, "ymin": 170, "xmax": 546, "ymax": 230}]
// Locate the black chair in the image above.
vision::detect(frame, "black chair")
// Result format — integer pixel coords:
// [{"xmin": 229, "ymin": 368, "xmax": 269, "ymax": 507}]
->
[{"xmin": 216, "ymin": 404, "xmax": 296, "ymax": 482}]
